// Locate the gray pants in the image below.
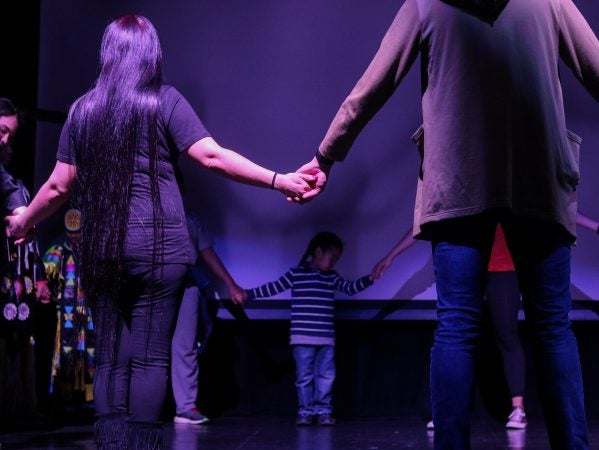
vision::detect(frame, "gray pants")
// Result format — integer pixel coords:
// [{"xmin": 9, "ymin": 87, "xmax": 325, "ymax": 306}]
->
[{"xmin": 171, "ymin": 285, "xmax": 212, "ymax": 414}]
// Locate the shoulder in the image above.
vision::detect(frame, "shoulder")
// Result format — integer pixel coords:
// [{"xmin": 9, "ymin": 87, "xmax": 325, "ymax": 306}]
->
[{"xmin": 159, "ymin": 85, "xmax": 183, "ymax": 108}]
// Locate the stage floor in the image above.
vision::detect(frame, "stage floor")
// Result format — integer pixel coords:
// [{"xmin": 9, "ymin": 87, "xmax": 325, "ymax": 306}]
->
[{"xmin": 1, "ymin": 416, "xmax": 598, "ymax": 449}]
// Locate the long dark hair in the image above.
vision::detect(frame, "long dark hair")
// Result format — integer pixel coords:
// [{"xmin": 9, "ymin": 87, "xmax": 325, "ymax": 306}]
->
[
  {"xmin": 298, "ymin": 232, "xmax": 343, "ymax": 266},
  {"xmin": 69, "ymin": 15, "xmax": 163, "ymax": 300}
]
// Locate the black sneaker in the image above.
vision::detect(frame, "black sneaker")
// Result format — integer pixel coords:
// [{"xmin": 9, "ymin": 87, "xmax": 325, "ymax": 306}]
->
[
  {"xmin": 295, "ymin": 414, "xmax": 314, "ymax": 426},
  {"xmin": 174, "ymin": 408, "xmax": 209, "ymax": 425},
  {"xmin": 317, "ymin": 413, "xmax": 336, "ymax": 426}
]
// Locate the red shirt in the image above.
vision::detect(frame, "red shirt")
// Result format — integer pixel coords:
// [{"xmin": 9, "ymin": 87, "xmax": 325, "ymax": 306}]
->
[{"xmin": 488, "ymin": 224, "xmax": 515, "ymax": 272}]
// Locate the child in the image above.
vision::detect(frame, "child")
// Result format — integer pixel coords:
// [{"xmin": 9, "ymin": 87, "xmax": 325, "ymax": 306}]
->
[{"xmin": 246, "ymin": 232, "xmax": 374, "ymax": 426}]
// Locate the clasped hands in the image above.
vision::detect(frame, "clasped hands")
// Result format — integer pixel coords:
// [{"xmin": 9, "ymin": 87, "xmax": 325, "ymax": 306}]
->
[
  {"xmin": 283, "ymin": 155, "xmax": 330, "ymax": 203},
  {"xmin": 4, "ymin": 206, "xmax": 32, "ymax": 244}
]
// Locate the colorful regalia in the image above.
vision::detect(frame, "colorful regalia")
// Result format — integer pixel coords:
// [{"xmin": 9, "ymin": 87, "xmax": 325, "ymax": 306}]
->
[{"xmin": 44, "ymin": 209, "xmax": 95, "ymax": 403}]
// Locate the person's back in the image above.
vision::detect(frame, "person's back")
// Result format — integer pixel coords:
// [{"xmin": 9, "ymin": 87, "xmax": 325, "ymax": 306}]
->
[{"xmin": 414, "ymin": 0, "xmax": 581, "ymax": 236}]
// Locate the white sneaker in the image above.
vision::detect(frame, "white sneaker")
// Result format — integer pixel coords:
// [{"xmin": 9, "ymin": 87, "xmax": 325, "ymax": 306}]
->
[
  {"xmin": 506, "ymin": 407, "xmax": 527, "ymax": 429},
  {"xmin": 426, "ymin": 420, "xmax": 434, "ymax": 430}
]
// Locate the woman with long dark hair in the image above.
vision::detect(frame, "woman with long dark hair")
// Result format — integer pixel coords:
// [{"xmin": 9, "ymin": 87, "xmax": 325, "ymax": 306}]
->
[{"xmin": 6, "ymin": 15, "xmax": 313, "ymax": 449}]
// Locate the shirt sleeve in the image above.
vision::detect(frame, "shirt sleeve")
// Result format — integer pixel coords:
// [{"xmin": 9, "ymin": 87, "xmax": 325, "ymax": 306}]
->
[
  {"xmin": 246, "ymin": 269, "xmax": 295, "ymax": 299},
  {"xmin": 56, "ymin": 121, "xmax": 75, "ymax": 165},
  {"xmin": 163, "ymin": 87, "xmax": 211, "ymax": 152},
  {"xmin": 559, "ymin": 0, "xmax": 599, "ymax": 102},
  {"xmin": 319, "ymin": 0, "xmax": 421, "ymax": 161},
  {"xmin": 332, "ymin": 273, "xmax": 373, "ymax": 296},
  {"xmin": 0, "ymin": 163, "xmax": 26, "ymax": 214}
]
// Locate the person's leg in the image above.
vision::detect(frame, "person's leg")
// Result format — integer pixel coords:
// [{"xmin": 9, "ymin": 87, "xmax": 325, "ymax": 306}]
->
[
  {"xmin": 93, "ymin": 304, "xmax": 130, "ymax": 450},
  {"xmin": 504, "ymin": 219, "xmax": 587, "ymax": 449},
  {"xmin": 485, "ymin": 271, "xmax": 526, "ymax": 415},
  {"xmin": 429, "ymin": 216, "xmax": 495, "ymax": 450},
  {"xmin": 171, "ymin": 284, "xmax": 200, "ymax": 416},
  {"xmin": 293, "ymin": 345, "xmax": 317, "ymax": 419},
  {"xmin": 313, "ymin": 345, "xmax": 335, "ymax": 422},
  {"xmin": 126, "ymin": 263, "xmax": 187, "ymax": 448}
]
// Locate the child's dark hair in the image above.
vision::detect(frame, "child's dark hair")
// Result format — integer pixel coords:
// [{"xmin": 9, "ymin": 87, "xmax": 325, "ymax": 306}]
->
[{"xmin": 299, "ymin": 231, "xmax": 343, "ymax": 266}]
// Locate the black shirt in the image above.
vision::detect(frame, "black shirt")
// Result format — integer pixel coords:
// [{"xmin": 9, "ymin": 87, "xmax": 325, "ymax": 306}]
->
[{"xmin": 57, "ymin": 85, "xmax": 210, "ymax": 263}]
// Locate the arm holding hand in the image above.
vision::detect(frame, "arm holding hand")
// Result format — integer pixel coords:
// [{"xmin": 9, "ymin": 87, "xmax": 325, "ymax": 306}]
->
[
  {"xmin": 576, "ymin": 211, "xmax": 599, "ymax": 234},
  {"xmin": 371, "ymin": 226, "xmax": 417, "ymax": 279},
  {"xmin": 186, "ymin": 137, "xmax": 314, "ymax": 199},
  {"xmin": 5, "ymin": 161, "xmax": 76, "ymax": 241},
  {"xmin": 199, "ymin": 246, "xmax": 248, "ymax": 305}
]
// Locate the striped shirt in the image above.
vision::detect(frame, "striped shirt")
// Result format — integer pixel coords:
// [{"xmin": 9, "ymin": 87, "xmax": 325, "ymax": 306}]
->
[{"xmin": 247, "ymin": 265, "xmax": 373, "ymax": 345}]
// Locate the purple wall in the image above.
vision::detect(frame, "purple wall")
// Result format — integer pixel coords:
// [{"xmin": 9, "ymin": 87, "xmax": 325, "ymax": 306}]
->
[{"xmin": 35, "ymin": 1, "xmax": 599, "ymax": 302}]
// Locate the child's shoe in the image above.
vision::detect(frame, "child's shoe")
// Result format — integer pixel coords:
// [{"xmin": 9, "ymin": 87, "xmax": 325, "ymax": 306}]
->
[
  {"xmin": 317, "ymin": 413, "xmax": 336, "ymax": 426},
  {"xmin": 295, "ymin": 414, "xmax": 314, "ymax": 426}
]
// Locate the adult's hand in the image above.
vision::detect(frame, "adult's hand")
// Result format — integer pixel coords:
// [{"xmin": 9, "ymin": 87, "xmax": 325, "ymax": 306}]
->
[
  {"xmin": 5, "ymin": 207, "xmax": 32, "ymax": 245},
  {"xmin": 229, "ymin": 283, "xmax": 249, "ymax": 305},
  {"xmin": 273, "ymin": 172, "xmax": 315, "ymax": 199},
  {"xmin": 290, "ymin": 156, "xmax": 331, "ymax": 203},
  {"xmin": 371, "ymin": 257, "xmax": 393, "ymax": 279}
]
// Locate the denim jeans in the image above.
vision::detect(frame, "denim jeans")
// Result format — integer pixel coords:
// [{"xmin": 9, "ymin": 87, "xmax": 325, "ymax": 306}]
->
[
  {"xmin": 293, "ymin": 344, "xmax": 335, "ymax": 416},
  {"xmin": 429, "ymin": 213, "xmax": 587, "ymax": 450},
  {"xmin": 93, "ymin": 262, "xmax": 187, "ymax": 424}
]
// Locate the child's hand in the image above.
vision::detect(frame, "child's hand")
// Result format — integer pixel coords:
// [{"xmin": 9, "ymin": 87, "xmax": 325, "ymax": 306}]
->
[
  {"xmin": 371, "ymin": 257, "xmax": 392, "ymax": 279},
  {"xmin": 229, "ymin": 283, "xmax": 248, "ymax": 305}
]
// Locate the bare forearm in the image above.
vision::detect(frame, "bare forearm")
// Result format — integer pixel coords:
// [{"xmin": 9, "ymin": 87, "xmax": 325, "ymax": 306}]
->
[
  {"xmin": 20, "ymin": 162, "xmax": 75, "ymax": 230},
  {"xmin": 188, "ymin": 137, "xmax": 276, "ymax": 189},
  {"xmin": 21, "ymin": 181, "xmax": 70, "ymax": 229},
  {"xmin": 576, "ymin": 211, "xmax": 599, "ymax": 233},
  {"xmin": 199, "ymin": 247, "xmax": 237, "ymax": 289},
  {"xmin": 385, "ymin": 227, "xmax": 416, "ymax": 261}
]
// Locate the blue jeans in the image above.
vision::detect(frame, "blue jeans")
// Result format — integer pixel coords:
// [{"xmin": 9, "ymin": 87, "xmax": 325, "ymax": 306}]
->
[
  {"xmin": 293, "ymin": 345, "xmax": 335, "ymax": 416},
  {"xmin": 429, "ymin": 214, "xmax": 587, "ymax": 450}
]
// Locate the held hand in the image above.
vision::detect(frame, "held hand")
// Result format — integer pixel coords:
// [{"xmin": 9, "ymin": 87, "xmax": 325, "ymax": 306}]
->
[
  {"xmin": 229, "ymin": 283, "xmax": 248, "ymax": 305},
  {"xmin": 274, "ymin": 172, "xmax": 315, "ymax": 199},
  {"xmin": 4, "ymin": 207, "xmax": 32, "ymax": 244},
  {"xmin": 371, "ymin": 257, "xmax": 392, "ymax": 280},
  {"xmin": 290, "ymin": 156, "xmax": 330, "ymax": 203}
]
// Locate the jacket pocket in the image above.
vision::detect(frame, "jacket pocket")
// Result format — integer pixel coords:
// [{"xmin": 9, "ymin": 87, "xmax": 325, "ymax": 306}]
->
[
  {"xmin": 557, "ymin": 130, "xmax": 581, "ymax": 192},
  {"xmin": 411, "ymin": 124, "xmax": 424, "ymax": 180}
]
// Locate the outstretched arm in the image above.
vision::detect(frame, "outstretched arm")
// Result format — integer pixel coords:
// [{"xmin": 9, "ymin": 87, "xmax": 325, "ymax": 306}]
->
[
  {"xmin": 576, "ymin": 211, "xmax": 599, "ymax": 234},
  {"xmin": 559, "ymin": 0, "xmax": 599, "ymax": 101},
  {"xmin": 5, "ymin": 161, "xmax": 76, "ymax": 240},
  {"xmin": 246, "ymin": 270, "xmax": 294, "ymax": 300},
  {"xmin": 295, "ymin": 0, "xmax": 421, "ymax": 202},
  {"xmin": 332, "ymin": 273, "xmax": 374, "ymax": 296},
  {"xmin": 319, "ymin": 0, "xmax": 421, "ymax": 162},
  {"xmin": 371, "ymin": 226, "xmax": 417, "ymax": 279},
  {"xmin": 186, "ymin": 137, "xmax": 314, "ymax": 200},
  {"xmin": 199, "ymin": 246, "xmax": 247, "ymax": 305}
]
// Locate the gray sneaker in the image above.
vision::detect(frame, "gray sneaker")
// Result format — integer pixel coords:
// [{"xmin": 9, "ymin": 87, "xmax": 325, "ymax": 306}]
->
[{"xmin": 174, "ymin": 408, "xmax": 209, "ymax": 425}]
